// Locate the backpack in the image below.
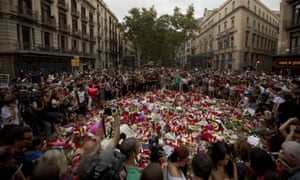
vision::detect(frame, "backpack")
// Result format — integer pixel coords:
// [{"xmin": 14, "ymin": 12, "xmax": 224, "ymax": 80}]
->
[
  {"xmin": 260, "ymin": 88, "xmax": 269, "ymax": 103},
  {"xmin": 88, "ymin": 150, "xmax": 126, "ymax": 180}
]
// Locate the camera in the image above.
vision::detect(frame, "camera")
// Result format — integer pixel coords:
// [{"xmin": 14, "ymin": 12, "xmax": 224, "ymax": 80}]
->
[{"xmin": 104, "ymin": 106, "xmax": 118, "ymax": 116}]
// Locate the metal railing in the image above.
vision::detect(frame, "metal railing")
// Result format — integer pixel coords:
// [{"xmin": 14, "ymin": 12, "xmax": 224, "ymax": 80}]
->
[
  {"xmin": 72, "ymin": 29, "xmax": 81, "ymax": 37},
  {"xmin": 59, "ymin": 24, "xmax": 70, "ymax": 33},
  {"xmin": 71, "ymin": 9, "xmax": 80, "ymax": 17},
  {"xmin": 17, "ymin": 6, "xmax": 38, "ymax": 20},
  {"xmin": 41, "ymin": 16, "xmax": 56, "ymax": 28},
  {"xmin": 81, "ymin": 16, "xmax": 88, "ymax": 22}
]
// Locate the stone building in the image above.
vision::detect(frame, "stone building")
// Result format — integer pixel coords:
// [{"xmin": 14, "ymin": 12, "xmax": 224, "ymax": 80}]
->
[
  {"xmin": 0, "ymin": 0, "xmax": 123, "ymax": 78},
  {"xmin": 192, "ymin": 0, "xmax": 280, "ymax": 71},
  {"xmin": 274, "ymin": 0, "xmax": 300, "ymax": 75}
]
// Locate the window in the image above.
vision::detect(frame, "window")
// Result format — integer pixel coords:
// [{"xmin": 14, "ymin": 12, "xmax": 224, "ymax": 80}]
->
[
  {"xmin": 89, "ymin": 13, "xmax": 93, "ymax": 23},
  {"xmin": 44, "ymin": 32, "xmax": 50, "ymax": 47},
  {"xmin": 218, "ymin": 25, "xmax": 221, "ymax": 33},
  {"xmin": 224, "ymin": 21, "xmax": 227, "ymax": 30},
  {"xmin": 90, "ymin": 26, "xmax": 94, "ymax": 38},
  {"xmin": 72, "ymin": 40, "xmax": 77, "ymax": 50},
  {"xmin": 259, "ymin": 9, "xmax": 261, "ymax": 16},
  {"xmin": 231, "ymin": 17, "xmax": 235, "ymax": 28},
  {"xmin": 247, "ymin": 16, "xmax": 249, "ymax": 27},
  {"xmin": 59, "ymin": 12, "xmax": 67, "ymax": 27},
  {"xmin": 219, "ymin": 13, "xmax": 221, "ymax": 20},
  {"xmin": 71, "ymin": 0, "xmax": 77, "ymax": 12},
  {"xmin": 232, "ymin": 1, "xmax": 235, "ymax": 11},
  {"xmin": 90, "ymin": 43, "xmax": 94, "ymax": 54},
  {"xmin": 257, "ymin": 35, "xmax": 260, "ymax": 48},
  {"xmin": 245, "ymin": 32, "xmax": 249, "ymax": 47},
  {"xmin": 72, "ymin": 19, "xmax": 77, "ymax": 32},
  {"xmin": 82, "ymin": 42, "xmax": 86, "ymax": 54},
  {"xmin": 252, "ymin": 34, "xmax": 256, "ymax": 48},
  {"xmin": 291, "ymin": 32, "xmax": 300, "ymax": 53},
  {"xmin": 253, "ymin": 20, "xmax": 256, "ymax": 29},
  {"xmin": 41, "ymin": 3, "xmax": 51, "ymax": 20},
  {"xmin": 82, "ymin": 23, "xmax": 86, "ymax": 34},
  {"xmin": 231, "ymin": 35, "xmax": 234, "ymax": 47},
  {"xmin": 225, "ymin": 8, "xmax": 227, "ymax": 15},
  {"xmin": 258, "ymin": 23, "xmax": 260, "ymax": 31},
  {"xmin": 254, "ymin": 5, "xmax": 256, "ymax": 13},
  {"xmin": 248, "ymin": 0, "xmax": 250, "ymax": 8},
  {"xmin": 22, "ymin": 25, "xmax": 30, "ymax": 49},
  {"xmin": 293, "ymin": 4, "xmax": 300, "ymax": 25},
  {"xmin": 81, "ymin": 7, "xmax": 86, "ymax": 18},
  {"xmin": 60, "ymin": 35, "xmax": 67, "ymax": 50}
]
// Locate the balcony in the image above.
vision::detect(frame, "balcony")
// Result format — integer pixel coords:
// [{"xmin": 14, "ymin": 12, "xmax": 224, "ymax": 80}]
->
[
  {"xmin": 59, "ymin": 24, "xmax": 70, "ymax": 33},
  {"xmin": 82, "ymin": 33, "xmax": 89, "ymax": 40},
  {"xmin": 44, "ymin": 0, "xmax": 54, "ymax": 3},
  {"xmin": 291, "ymin": 47, "xmax": 300, "ymax": 54},
  {"xmin": 16, "ymin": 6, "xmax": 38, "ymax": 21},
  {"xmin": 57, "ymin": 1, "xmax": 68, "ymax": 11},
  {"xmin": 72, "ymin": 29, "xmax": 81, "ymax": 37},
  {"xmin": 286, "ymin": 21, "xmax": 300, "ymax": 31},
  {"xmin": 81, "ymin": 16, "xmax": 88, "ymax": 23},
  {"xmin": 71, "ymin": 10, "xmax": 80, "ymax": 18},
  {"xmin": 90, "ymin": 35, "xmax": 96, "ymax": 42},
  {"xmin": 89, "ymin": 20, "xmax": 95, "ymax": 26},
  {"xmin": 41, "ymin": 16, "xmax": 56, "ymax": 28}
]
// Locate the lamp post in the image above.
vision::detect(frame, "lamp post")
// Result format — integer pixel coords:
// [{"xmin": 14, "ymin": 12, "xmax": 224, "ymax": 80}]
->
[{"xmin": 255, "ymin": 60, "xmax": 261, "ymax": 71}]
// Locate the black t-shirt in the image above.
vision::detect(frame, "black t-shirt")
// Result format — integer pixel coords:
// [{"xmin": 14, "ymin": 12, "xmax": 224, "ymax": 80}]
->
[
  {"xmin": 278, "ymin": 101, "xmax": 300, "ymax": 123},
  {"xmin": 43, "ymin": 112, "xmax": 61, "ymax": 124},
  {"xmin": 13, "ymin": 150, "xmax": 35, "ymax": 177}
]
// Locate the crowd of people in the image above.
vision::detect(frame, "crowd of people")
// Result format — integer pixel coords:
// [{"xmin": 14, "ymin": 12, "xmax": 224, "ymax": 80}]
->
[{"xmin": 0, "ymin": 66, "xmax": 300, "ymax": 180}]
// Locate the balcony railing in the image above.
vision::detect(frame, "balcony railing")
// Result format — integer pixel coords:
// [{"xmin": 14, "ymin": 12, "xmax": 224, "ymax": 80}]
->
[
  {"xmin": 57, "ymin": 1, "xmax": 68, "ymax": 11},
  {"xmin": 16, "ymin": 6, "xmax": 38, "ymax": 21},
  {"xmin": 90, "ymin": 35, "xmax": 96, "ymax": 42},
  {"xmin": 81, "ymin": 16, "xmax": 88, "ymax": 22},
  {"xmin": 44, "ymin": 0, "xmax": 54, "ymax": 3},
  {"xmin": 59, "ymin": 24, "xmax": 70, "ymax": 33},
  {"xmin": 291, "ymin": 47, "xmax": 300, "ymax": 54},
  {"xmin": 72, "ymin": 29, "xmax": 81, "ymax": 37},
  {"xmin": 71, "ymin": 10, "xmax": 80, "ymax": 17},
  {"xmin": 41, "ymin": 16, "xmax": 56, "ymax": 28},
  {"xmin": 82, "ymin": 33, "xmax": 89, "ymax": 40},
  {"xmin": 89, "ymin": 20, "xmax": 95, "ymax": 26}
]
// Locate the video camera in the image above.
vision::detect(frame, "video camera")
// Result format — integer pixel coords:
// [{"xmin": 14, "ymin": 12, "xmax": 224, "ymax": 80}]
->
[
  {"xmin": 88, "ymin": 150, "xmax": 126, "ymax": 180},
  {"xmin": 143, "ymin": 135, "xmax": 164, "ymax": 163},
  {"xmin": 104, "ymin": 106, "xmax": 118, "ymax": 116}
]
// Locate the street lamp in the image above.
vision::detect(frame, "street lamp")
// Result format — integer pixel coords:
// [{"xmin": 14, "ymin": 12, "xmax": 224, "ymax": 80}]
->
[{"xmin": 255, "ymin": 60, "xmax": 261, "ymax": 70}]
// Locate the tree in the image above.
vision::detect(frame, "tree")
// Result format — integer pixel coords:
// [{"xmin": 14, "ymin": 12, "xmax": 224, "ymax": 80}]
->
[{"xmin": 121, "ymin": 5, "xmax": 198, "ymax": 67}]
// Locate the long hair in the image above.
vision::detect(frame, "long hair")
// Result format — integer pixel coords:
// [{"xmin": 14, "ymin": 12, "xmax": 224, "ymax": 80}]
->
[
  {"xmin": 249, "ymin": 147, "xmax": 276, "ymax": 176},
  {"xmin": 211, "ymin": 141, "xmax": 234, "ymax": 179},
  {"xmin": 31, "ymin": 149, "xmax": 68, "ymax": 179}
]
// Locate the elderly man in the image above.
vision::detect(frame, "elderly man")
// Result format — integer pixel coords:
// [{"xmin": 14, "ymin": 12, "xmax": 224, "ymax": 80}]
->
[{"xmin": 277, "ymin": 141, "xmax": 300, "ymax": 180}]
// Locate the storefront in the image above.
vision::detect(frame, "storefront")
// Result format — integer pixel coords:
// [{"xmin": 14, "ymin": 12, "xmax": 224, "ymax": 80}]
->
[{"xmin": 273, "ymin": 55, "xmax": 300, "ymax": 76}]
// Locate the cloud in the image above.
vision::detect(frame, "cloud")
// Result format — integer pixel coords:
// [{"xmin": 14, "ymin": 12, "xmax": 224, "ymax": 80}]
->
[{"xmin": 105, "ymin": 0, "xmax": 280, "ymax": 22}]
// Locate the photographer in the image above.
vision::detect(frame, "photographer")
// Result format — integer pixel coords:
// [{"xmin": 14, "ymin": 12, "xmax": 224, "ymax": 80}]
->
[
  {"xmin": 279, "ymin": 117, "xmax": 300, "ymax": 142},
  {"xmin": 77, "ymin": 107, "xmax": 123, "ymax": 180}
]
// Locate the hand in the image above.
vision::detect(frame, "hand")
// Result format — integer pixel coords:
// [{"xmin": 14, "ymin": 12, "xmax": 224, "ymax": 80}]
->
[
  {"xmin": 112, "ymin": 108, "xmax": 118, "ymax": 116},
  {"xmin": 287, "ymin": 117, "xmax": 298, "ymax": 124},
  {"xmin": 290, "ymin": 125, "xmax": 297, "ymax": 133}
]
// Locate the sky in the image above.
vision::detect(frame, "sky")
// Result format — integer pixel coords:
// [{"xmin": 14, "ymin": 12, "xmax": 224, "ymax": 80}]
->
[{"xmin": 104, "ymin": 0, "xmax": 281, "ymax": 22}]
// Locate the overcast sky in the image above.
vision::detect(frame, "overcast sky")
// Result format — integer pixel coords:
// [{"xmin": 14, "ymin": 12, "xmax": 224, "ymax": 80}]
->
[{"xmin": 105, "ymin": 0, "xmax": 281, "ymax": 22}]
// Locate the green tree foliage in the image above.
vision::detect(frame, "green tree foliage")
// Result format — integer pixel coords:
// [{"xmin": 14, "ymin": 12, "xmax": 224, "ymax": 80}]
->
[{"xmin": 121, "ymin": 5, "xmax": 198, "ymax": 67}]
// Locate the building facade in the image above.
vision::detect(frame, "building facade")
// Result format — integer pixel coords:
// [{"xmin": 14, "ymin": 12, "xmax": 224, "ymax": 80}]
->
[
  {"xmin": 274, "ymin": 0, "xmax": 300, "ymax": 75},
  {"xmin": 0, "ymin": 0, "xmax": 122, "ymax": 78},
  {"xmin": 192, "ymin": 0, "xmax": 280, "ymax": 71}
]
